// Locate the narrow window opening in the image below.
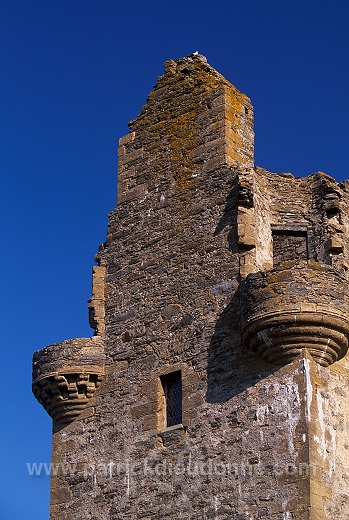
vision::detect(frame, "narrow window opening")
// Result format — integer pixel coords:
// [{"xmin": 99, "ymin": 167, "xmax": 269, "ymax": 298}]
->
[
  {"xmin": 272, "ymin": 229, "xmax": 308, "ymax": 266},
  {"xmin": 160, "ymin": 371, "xmax": 182, "ymax": 427}
]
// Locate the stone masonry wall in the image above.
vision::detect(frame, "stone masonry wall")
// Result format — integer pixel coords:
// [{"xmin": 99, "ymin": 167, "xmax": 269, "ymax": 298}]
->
[{"xmin": 33, "ymin": 55, "xmax": 349, "ymax": 520}]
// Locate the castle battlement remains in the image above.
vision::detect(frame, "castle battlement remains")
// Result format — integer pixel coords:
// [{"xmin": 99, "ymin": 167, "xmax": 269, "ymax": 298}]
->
[{"xmin": 33, "ymin": 54, "xmax": 349, "ymax": 519}]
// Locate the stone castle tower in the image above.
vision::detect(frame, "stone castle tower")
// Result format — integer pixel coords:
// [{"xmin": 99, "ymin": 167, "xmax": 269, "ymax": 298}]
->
[{"xmin": 33, "ymin": 54, "xmax": 349, "ymax": 519}]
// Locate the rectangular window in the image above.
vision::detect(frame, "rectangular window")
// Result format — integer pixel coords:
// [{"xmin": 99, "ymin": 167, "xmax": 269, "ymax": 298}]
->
[
  {"xmin": 272, "ymin": 229, "xmax": 308, "ymax": 266},
  {"xmin": 160, "ymin": 371, "xmax": 182, "ymax": 427}
]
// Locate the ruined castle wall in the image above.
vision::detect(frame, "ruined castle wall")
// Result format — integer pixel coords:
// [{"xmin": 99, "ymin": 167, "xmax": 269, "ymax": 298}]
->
[
  {"xmin": 34, "ymin": 56, "xmax": 349, "ymax": 520},
  {"xmin": 49, "ymin": 56, "xmax": 312, "ymax": 520}
]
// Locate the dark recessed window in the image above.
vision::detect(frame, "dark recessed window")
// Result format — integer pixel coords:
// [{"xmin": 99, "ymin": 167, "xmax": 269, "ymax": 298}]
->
[
  {"xmin": 272, "ymin": 229, "xmax": 308, "ymax": 266},
  {"xmin": 161, "ymin": 371, "xmax": 182, "ymax": 427}
]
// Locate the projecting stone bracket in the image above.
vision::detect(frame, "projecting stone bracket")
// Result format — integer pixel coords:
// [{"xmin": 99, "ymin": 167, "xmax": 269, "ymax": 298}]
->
[
  {"xmin": 33, "ymin": 370, "xmax": 104, "ymax": 425},
  {"xmin": 242, "ymin": 310, "xmax": 349, "ymax": 367},
  {"xmin": 325, "ymin": 236, "xmax": 344, "ymax": 255},
  {"xmin": 237, "ymin": 174, "xmax": 257, "ymax": 276},
  {"xmin": 32, "ymin": 337, "xmax": 105, "ymax": 425},
  {"xmin": 237, "ymin": 206, "xmax": 256, "ymax": 248}
]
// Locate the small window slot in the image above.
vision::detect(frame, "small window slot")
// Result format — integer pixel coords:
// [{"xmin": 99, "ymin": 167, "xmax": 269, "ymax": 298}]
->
[{"xmin": 160, "ymin": 371, "xmax": 182, "ymax": 427}]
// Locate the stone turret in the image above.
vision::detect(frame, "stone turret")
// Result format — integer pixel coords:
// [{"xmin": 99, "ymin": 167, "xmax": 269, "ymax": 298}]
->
[
  {"xmin": 242, "ymin": 260, "xmax": 349, "ymax": 366},
  {"xmin": 32, "ymin": 338, "xmax": 105, "ymax": 426},
  {"xmin": 33, "ymin": 54, "xmax": 349, "ymax": 519}
]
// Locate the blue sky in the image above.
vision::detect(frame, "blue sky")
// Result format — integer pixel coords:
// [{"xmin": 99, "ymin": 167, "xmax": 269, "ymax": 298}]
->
[{"xmin": 1, "ymin": 0, "xmax": 348, "ymax": 518}]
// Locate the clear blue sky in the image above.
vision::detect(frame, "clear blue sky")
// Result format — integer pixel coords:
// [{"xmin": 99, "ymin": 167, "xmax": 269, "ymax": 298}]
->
[{"xmin": 1, "ymin": 0, "xmax": 348, "ymax": 518}]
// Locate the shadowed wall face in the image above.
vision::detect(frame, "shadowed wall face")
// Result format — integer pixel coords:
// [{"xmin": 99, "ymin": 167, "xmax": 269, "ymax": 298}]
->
[{"xmin": 33, "ymin": 55, "xmax": 349, "ymax": 520}]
